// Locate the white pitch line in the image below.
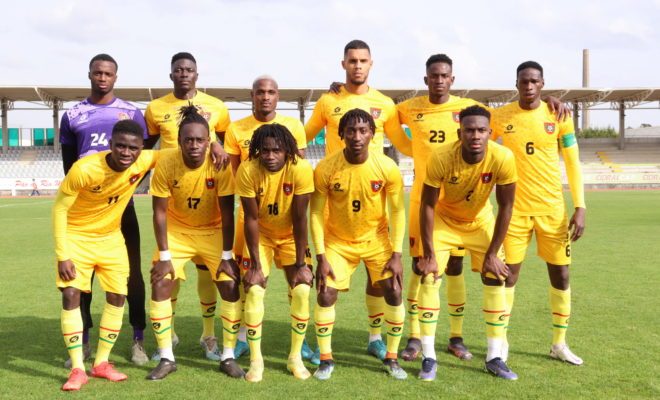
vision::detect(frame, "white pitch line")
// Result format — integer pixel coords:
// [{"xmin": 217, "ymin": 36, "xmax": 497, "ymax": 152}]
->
[{"xmin": 0, "ymin": 200, "xmax": 53, "ymax": 208}]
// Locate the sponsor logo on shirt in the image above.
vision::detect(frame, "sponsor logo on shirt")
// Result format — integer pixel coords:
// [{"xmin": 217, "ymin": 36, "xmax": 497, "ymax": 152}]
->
[
  {"xmin": 173, "ymin": 180, "xmax": 180, "ymax": 188},
  {"xmin": 452, "ymin": 112, "xmax": 460, "ymax": 123},
  {"xmin": 332, "ymin": 106, "xmax": 342, "ymax": 117},
  {"xmin": 129, "ymin": 174, "xmax": 141, "ymax": 184},
  {"xmin": 206, "ymin": 178, "xmax": 215, "ymax": 189},
  {"xmin": 504, "ymin": 124, "xmax": 515, "ymax": 134},
  {"xmin": 79, "ymin": 113, "xmax": 89, "ymax": 124},
  {"xmin": 257, "ymin": 188, "xmax": 264, "ymax": 195},
  {"xmin": 480, "ymin": 172, "xmax": 493, "ymax": 184},
  {"xmin": 333, "ymin": 183, "xmax": 343, "ymax": 192},
  {"xmin": 449, "ymin": 176, "xmax": 459, "ymax": 184},
  {"xmin": 118, "ymin": 112, "xmax": 130, "ymax": 120},
  {"xmin": 370, "ymin": 108, "xmax": 382, "ymax": 119},
  {"xmin": 201, "ymin": 111, "xmax": 211, "ymax": 121},
  {"xmin": 544, "ymin": 122, "xmax": 556, "ymax": 134},
  {"xmin": 416, "ymin": 113, "xmax": 424, "ymax": 120},
  {"xmin": 243, "ymin": 139, "xmax": 251, "ymax": 147},
  {"xmin": 91, "ymin": 185, "xmax": 102, "ymax": 193},
  {"xmin": 370, "ymin": 180, "xmax": 383, "ymax": 192},
  {"xmin": 283, "ymin": 183, "xmax": 293, "ymax": 195},
  {"xmin": 164, "ymin": 114, "xmax": 171, "ymax": 120}
]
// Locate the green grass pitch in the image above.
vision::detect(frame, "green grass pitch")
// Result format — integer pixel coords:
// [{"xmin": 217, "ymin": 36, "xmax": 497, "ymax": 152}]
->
[{"xmin": 0, "ymin": 190, "xmax": 658, "ymax": 399}]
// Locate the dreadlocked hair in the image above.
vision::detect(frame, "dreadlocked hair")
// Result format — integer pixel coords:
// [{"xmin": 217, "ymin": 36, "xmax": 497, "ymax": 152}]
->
[
  {"xmin": 338, "ymin": 108, "xmax": 375, "ymax": 139},
  {"xmin": 178, "ymin": 102, "xmax": 209, "ymax": 138},
  {"xmin": 248, "ymin": 123, "xmax": 299, "ymax": 164}
]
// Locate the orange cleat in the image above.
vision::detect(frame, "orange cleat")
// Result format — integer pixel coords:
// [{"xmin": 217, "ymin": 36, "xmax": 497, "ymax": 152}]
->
[
  {"xmin": 90, "ymin": 361, "xmax": 127, "ymax": 382},
  {"xmin": 62, "ymin": 368, "xmax": 88, "ymax": 391}
]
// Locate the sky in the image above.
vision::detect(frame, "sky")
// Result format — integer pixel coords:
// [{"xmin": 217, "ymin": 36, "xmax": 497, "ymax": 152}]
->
[{"xmin": 1, "ymin": 0, "xmax": 659, "ymax": 129}]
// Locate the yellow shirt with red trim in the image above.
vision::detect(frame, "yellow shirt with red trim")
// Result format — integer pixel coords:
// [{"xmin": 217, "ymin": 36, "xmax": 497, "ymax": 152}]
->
[
  {"xmin": 491, "ymin": 101, "xmax": 577, "ymax": 215},
  {"xmin": 398, "ymin": 95, "xmax": 487, "ymax": 201},
  {"xmin": 145, "ymin": 91, "xmax": 230, "ymax": 149},
  {"xmin": 425, "ymin": 141, "xmax": 517, "ymax": 223},
  {"xmin": 314, "ymin": 150, "xmax": 403, "ymax": 242},
  {"xmin": 224, "ymin": 114, "xmax": 308, "ymax": 161},
  {"xmin": 235, "ymin": 157, "xmax": 314, "ymax": 238},
  {"xmin": 150, "ymin": 148, "xmax": 234, "ymax": 234},
  {"xmin": 59, "ymin": 150, "xmax": 159, "ymax": 239},
  {"xmin": 305, "ymin": 86, "xmax": 401, "ymax": 155}
]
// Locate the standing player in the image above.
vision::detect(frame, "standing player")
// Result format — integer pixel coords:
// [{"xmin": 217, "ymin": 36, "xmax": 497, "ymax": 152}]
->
[
  {"xmin": 311, "ymin": 109, "xmax": 407, "ymax": 380},
  {"xmin": 305, "ymin": 39, "xmax": 412, "ymax": 361},
  {"xmin": 145, "ymin": 52, "xmax": 231, "ymax": 361},
  {"xmin": 146, "ymin": 105, "xmax": 244, "ymax": 380},
  {"xmin": 491, "ymin": 61, "xmax": 585, "ymax": 365},
  {"xmin": 54, "ymin": 120, "xmax": 158, "ymax": 391},
  {"xmin": 416, "ymin": 105, "xmax": 518, "ymax": 380},
  {"xmin": 237, "ymin": 124, "xmax": 314, "ymax": 382},
  {"xmin": 59, "ymin": 53, "xmax": 149, "ymax": 366}
]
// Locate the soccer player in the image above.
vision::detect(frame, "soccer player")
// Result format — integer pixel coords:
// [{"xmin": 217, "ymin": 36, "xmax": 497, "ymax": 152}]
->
[
  {"xmin": 144, "ymin": 52, "xmax": 231, "ymax": 361},
  {"xmin": 305, "ymin": 39, "xmax": 412, "ymax": 362},
  {"xmin": 59, "ymin": 53, "xmax": 149, "ymax": 366},
  {"xmin": 311, "ymin": 109, "xmax": 407, "ymax": 380},
  {"xmin": 54, "ymin": 120, "xmax": 158, "ymax": 391},
  {"xmin": 490, "ymin": 61, "xmax": 585, "ymax": 365},
  {"xmin": 236, "ymin": 124, "xmax": 314, "ymax": 382},
  {"xmin": 416, "ymin": 105, "xmax": 518, "ymax": 380},
  {"xmin": 224, "ymin": 75, "xmax": 309, "ymax": 359},
  {"xmin": 146, "ymin": 105, "xmax": 243, "ymax": 380}
]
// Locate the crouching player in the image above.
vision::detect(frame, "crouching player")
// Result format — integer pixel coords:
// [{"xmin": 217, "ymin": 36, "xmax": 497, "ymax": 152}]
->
[
  {"xmin": 54, "ymin": 120, "xmax": 158, "ymax": 390},
  {"xmin": 146, "ymin": 105, "xmax": 243, "ymax": 380}
]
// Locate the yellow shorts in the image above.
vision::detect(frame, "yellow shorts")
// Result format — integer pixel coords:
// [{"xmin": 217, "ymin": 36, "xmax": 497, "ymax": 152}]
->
[
  {"xmin": 240, "ymin": 235, "xmax": 312, "ymax": 277},
  {"xmin": 233, "ymin": 205, "xmax": 245, "ymax": 258},
  {"xmin": 504, "ymin": 212, "xmax": 571, "ymax": 265},
  {"xmin": 409, "ymin": 199, "xmax": 466, "ymax": 259},
  {"xmin": 55, "ymin": 232, "xmax": 129, "ymax": 295},
  {"xmin": 431, "ymin": 212, "xmax": 503, "ymax": 276},
  {"xmin": 151, "ymin": 229, "xmax": 233, "ymax": 282},
  {"xmin": 324, "ymin": 232, "xmax": 393, "ymax": 291}
]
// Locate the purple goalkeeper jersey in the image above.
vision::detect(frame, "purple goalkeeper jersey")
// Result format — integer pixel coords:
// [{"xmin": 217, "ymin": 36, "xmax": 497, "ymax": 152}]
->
[{"xmin": 60, "ymin": 97, "xmax": 148, "ymax": 158}]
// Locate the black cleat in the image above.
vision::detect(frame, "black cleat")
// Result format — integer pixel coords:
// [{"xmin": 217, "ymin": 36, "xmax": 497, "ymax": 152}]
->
[
  {"xmin": 219, "ymin": 358, "xmax": 246, "ymax": 378},
  {"xmin": 146, "ymin": 358, "xmax": 177, "ymax": 380}
]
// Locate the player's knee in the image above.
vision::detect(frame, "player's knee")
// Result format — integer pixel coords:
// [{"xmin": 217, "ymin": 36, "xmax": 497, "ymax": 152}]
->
[
  {"xmin": 548, "ymin": 264, "xmax": 569, "ymax": 290},
  {"xmin": 383, "ymin": 284, "xmax": 402, "ymax": 306},
  {"xmin": 411, "ymin": 257, "xmax": 422, "ymax": 275},
  {"xmin": 106, "ymin": 292, "xmax": 126, "ymax": 307},
  {"xmin": 61, "ymin": 287, "xmax": 81, "ymax": 310},
  {"xmin": 317, "ymin": 289, "xmax": 337, "ymax": 307},
  {"xmin": 218, "ymin": 280, "xmax": 239, "ymax": 302},
  {"xmin": 445, "ymin": 256, "xmax": 464, "ymax": 276}
]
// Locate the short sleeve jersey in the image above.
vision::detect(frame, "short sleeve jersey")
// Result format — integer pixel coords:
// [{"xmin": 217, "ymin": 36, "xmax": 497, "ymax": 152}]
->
[
  {"xmin": 491, "ymin": 101, "xmax": 577, "ymax": 215},
  {"xmin": 305, "ymin": 86, "xmax": 401, "ymax": 155},
  {"xmin": 224, "ymin": 114, "xmax": 308, "ymax": 161},
  {"xmin": 314, "ymin": 150, "xmax": 403, "ymax": 242},
  {"xmin": 144, "ymin": 91, "xmax": 230, "ymax": 149},
  {"xmin": 235, "ymin": 157, "xmax": 314, "ymax": 238},
  {"xmin": 150, "ymin": 148, "xmax": 235, "ymax": 234},
  {"xmin": 425, "ymin": 141, "xmax": 517, "ymax": 223},
  {"xmin": 59, "ymin": 150, "xmax": 159, "ymax": 238},
  {"xmin": 60, "ymin": 97, "xmax": 148, "ymax": 158},
  {"xmin": 398, "ymin": 95, "xmax": 486, "ymax": 201}
]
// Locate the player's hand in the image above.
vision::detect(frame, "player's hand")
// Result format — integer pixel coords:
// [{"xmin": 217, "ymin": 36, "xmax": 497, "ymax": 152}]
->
[
  {"xmin": 292, "ymin": 264, "xmax": 314, "ymax": 287},
  {"xmin": 545, "ymin": 96, "xmax": 572, "ymax": 122},
  {"xmin": 569, "ymin": 207, "xmax": 586, "ymax": 242},
  {"xmin": 244, "ymin": 266, "xmax": 266, "ymax": 290},
  {"xmin": 328, "ymin": 82, "xmax": 344, "ymax": 94},
  {"xmin": 58, "ymin": 259, "xmax": 77, "ymax": 281},
  {"xmin": 315, "ymin": 254, "xmax": 336, "ymax": 294},
  {"xmin": 217, "ymin": 258, "xmax": 240, "ymax": 282},
  {"xmin": 382, "ymin": 252, "xmax": 403, "ymax": 292},
  {"xmin": 417, "ymin": 255, "xmax": 440, "ymax": 283},
  {"xmin": 210, "ymin": 141, "xmax": 230, "ymax": 171},
  {"xmin": 151, "ymin": 260, "xmax": 175, "ymax": 284},
  {"xmin": 481, "ymin": 253, "xmax": 509, "ymax": 285}
]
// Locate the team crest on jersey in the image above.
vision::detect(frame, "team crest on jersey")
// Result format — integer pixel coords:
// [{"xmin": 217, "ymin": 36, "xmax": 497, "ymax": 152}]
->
[
  {"xmin": 480, "ymin": 172, "xmax": 493, "ymax": 184},
  {"xmin": 370, "ymin": 180, "xmax": 383, "ymax": 192},
  {"xmin": 283, "ymin": 183, "xmax": 293, "ymax": 195},
  {"xmin": 452, "ymin": 112, "xmax": 460, "ymax": 123},
  {"xmin": 544, "ymin": 122, "xmax": 556, "ymax": 134},
  {"xmin": 118, "ymin": 112, "xmax": 130, "ymax": 120},
  {"xmin": 241, "ymin": 258, "xmax": 251, "ymax": 270},
  {"xmin": 129, "ymin": 174, "xmax": 141, "ymax": 184},
  {"xmin": 370, "ymin": 107, "xmax": 382, "ymax": 119},
  {"xmin": 409, "ymin": 237, "xmax": 415, "ymax": 247},
  {"xmin": 206, "ymin": 178, "xmax": 215, "ymax": 189}
]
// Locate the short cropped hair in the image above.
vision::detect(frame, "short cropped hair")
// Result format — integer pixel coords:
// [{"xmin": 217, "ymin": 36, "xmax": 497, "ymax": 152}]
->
[
  {"xmin": 426, "ymin": 54, "xmax": 453, "ymax": 69},
  {"xmin": 112, "ymin": 120, "xmax": 144, "ymax": 139},
  {"xmin": 252, "ymin": 74, "xmax": 278, "ymax": 90},
  {"xmin": 344, "ymin": 39, "xmax": 370, "ymax": 55},
  {"xmin": 338, "ymin": 109, "xmax": 376, "ymax": 139},
  {"xmin": 516, "ymin": 60, "xmax": 543, "ymax": 78},
  {"xmin": 89, "ymin": 53, "xmax": 117, "ymax": 71},
  {"xmin": 171, "ymin": 52, "xmax": 197, "ymax": 65},
  {"xmin": 459, "ymin": 105, "xmax": 491, "ymax": 122}
]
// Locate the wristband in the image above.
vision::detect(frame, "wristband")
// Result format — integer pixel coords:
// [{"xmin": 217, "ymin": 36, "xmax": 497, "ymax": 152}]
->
[
  {"xmin": 295, "ymin": 262, "xmax": 307, "ymax": 269},
  {"xmin": 221, "ymin": 250, "xmax": 233, "ymax": 260},
  {"xmin": 159, "ymin": 250, "xmax": 171, "ymax": 261}
]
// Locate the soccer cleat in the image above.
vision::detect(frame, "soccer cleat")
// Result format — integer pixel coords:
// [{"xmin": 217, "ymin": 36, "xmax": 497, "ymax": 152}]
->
[
  {"xmin": 62, "ymin": 368, "xmax": 88, "ymax": 391},
  {"xmin": 550, "ymin": 344, "xmax": 583, "ymax": 366},
  {"xmin": 310, "ymin": 346, "xmax": 321, "ymax": 366},
  {"xmin": 146, "ymin": 358, "xmax": 177, "ymax": 380},
  {"xmin": 64, "ymin": 342, "xmax": 92, "ymax": 368},
  {"xmin": 447, "ymin": 338, "xmax": 473, "ymax": 360},
  {"xmin": 131, "ymin": 340, "xmax": 149, "ymax": 365},
  {"xmin": 400, "ymin": 338, "xmax": 422, "ymax": 361},
  {"xmin": 287, "ymin": 357, "xmax": 312, "ymax": 380},
  {"xmin": 301, "ymin": 338, "xmax": 314, "ymax": 360},
  {"xmin": 219, "ymin": 358, "xmax": 245, "ymax": 379},
  {"xmin": 418, "ymin": 357, "xmax": 437, "ymax": 381},
  {"xmin": 200, "ymin": 335, "xmax": 221, "ymax": 361},
  {"xmin": 382, "ymin": 358, "xmax": 408, "ymax": 380},
  {"xmin": 313, "ymin": 359, "xmax": 335, "ymax": 380},
  {"xmin": 90, "ymin": 361, "xmax": 127, "ymax": 382},
  {"xmin": 502, "ymin": 342, "xmax": 510, "ymax": 363},
  {"xmin": 367, "ymin": 339, "xmax": 387, "ymax": 360},
  {"xmin": 234, "ymin": 339, "xmax": 249, "ymax": 359},
  {"xmin": 245, "ymin": 359, "xmax": 264, "ymax": 383},
  {"xmin": 485, "ymin": 357, "xmax": 518, "ymax": 380},
  {"xmin": 151, "ymin": 332, "xmax": 179, "ymax": 361}
]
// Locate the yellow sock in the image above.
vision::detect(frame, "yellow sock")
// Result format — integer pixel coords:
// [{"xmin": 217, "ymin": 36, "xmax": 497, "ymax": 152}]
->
[
  {"xmin": 237, "ymin": 284, "xmax": 247, "ymax": 341},
  {"xmin": 365, "ymin": 294, "xmax": 384, "ymax": 336},
  {"xmin": 289, "ymin": 284, "xmax": 311, "ymax": 358},
  {"xmin": 406, "ymin": 274, "xmax": 421, "ymax": 339},
  {"xmin": 384, "ymin": 303, "xmax": 405, "ymax": 357},
  {"xmin": 220, "ymin": 299, "xmax": 241, "ymax": 349},
  {"xmin": 61, "ymin": 307, "xmax": 84, "ymax": 370},
  {"xmin": 418, "ymin": 274, "xmax": 442, "ymax": 338},
  {"xmin": 245, "ymin": 285, "xmax": 265, "ymax": 361},
  {"xmin": 94, "ymin": 302, "xmax": 124, "ymax": 366},
  {"xmin": 150, "ymin": 299, "xmax": 173, "ymax": 349},
  {"xmin": 483, "ymin": 285, "xmax": 506, "ymax": 340},
  {"xmin": 314, "ymin": 304, "xmax": 335, "ymax": 358},
  {"xmin": 446, "ymin": 273, "xmax": 466, "ymax": 338},
  {"xmin": 503, "ymin": 286, "xmax": 516, "ymax": 343},
  {"xmin": 197, "ymin": 268, "xmax": 218, "ymax": 338},
  {"xmin": 550, "ymin": 287, "xmax": 571, "ymax": 344},
  {"xmin": 171, "ymin": 280, "xmax": 180, "ymax": 333}
]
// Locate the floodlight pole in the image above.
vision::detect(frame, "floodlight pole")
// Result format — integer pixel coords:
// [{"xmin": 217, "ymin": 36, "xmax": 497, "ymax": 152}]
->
[
  {"xmin": 618, "ymin": 100, "xmax": 625, "ymax": 150},
  {"xmin": 53, "ymin": 102, "xmax": 60, "ymax": 153},
  {"xmin": 582, "ymin": 49, "xmax": 590, "ymax": 131},
  {"xmin": 573, "ymin": 102, "xmax": 580, "ymax": 134},
  {"xmin": 1, "ymin": 99, "xmax": 7, "ymax": 153}
]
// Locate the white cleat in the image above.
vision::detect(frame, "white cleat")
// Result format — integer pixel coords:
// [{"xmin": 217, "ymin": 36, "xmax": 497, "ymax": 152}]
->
[{"xmin": 550, "ymin": 343, "xmax": 583, "ymax": 366}]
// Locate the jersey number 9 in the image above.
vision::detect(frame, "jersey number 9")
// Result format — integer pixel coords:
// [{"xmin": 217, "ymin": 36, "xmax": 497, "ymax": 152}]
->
[{"xmin": 352, "ymin": 200, "xmax": 361, "ymax": 212}]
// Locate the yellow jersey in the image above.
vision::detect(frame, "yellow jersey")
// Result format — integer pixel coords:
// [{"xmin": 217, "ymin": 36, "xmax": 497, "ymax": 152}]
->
[
  {"xmin": 235, "ymin": 157, "xmax": 314, "ymax": 238},
  {"xmin": 224, "ymin": 114, "xmax": 308, "ymax": 161},
  {"xmin": 145, "ymin": 91, "xmax": 230, "ymax": 149},
  {"xmin": 150, "ymin": 148, "xmax": 235, "ymax": 234}
]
